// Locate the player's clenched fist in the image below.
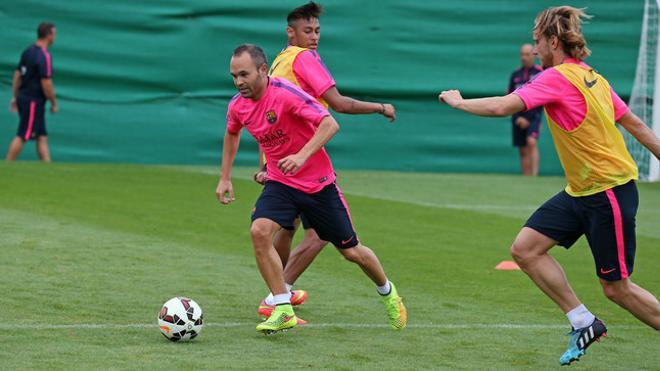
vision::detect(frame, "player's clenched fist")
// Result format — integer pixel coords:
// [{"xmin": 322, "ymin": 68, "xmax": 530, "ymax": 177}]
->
[
  {"xmin": 381, "ymin": 103, "xmax": 396, "ymax": 122},
  {"xmin": 253, "ymin": 170, "xmax": 268, "ymax": 185},
  {"xmin": 278, "ymin": 154, "xmax": 306, "ymax": 175},
  {"xmin": 438, "ymin": 90, "xmax": 463, "ymax": 109},
  {"xmin": 216, "ymin": 179, "xmax": 235, "ymax": 205}
]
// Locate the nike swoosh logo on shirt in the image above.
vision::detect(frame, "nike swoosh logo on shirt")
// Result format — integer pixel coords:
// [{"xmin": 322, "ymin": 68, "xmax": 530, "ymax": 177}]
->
[{"xmin": 584, "ymin": 76, "xmax": 598, "ymax": 88}]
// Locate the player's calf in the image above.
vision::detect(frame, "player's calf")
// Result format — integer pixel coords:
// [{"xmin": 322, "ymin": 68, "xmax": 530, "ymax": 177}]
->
[
  {"xmin": 600, "ymin": 279, "xmax": 660, "ymax": 330},
  {"xmin": 36, "ymin": 136, "xmax": 51, "ymax": 162},
  {"xmin": 5, "ymin": 137, "xmax": 25, "ymax": 160},
  {"xmin": 338, "ymin": 244, "xmax": 389, "ymax": 285}
]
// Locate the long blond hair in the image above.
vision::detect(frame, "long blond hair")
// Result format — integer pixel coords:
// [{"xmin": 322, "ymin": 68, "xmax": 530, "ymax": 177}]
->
[{"xmin": 534, "ymin": 6, "xmax": 592, "ymax": 60}]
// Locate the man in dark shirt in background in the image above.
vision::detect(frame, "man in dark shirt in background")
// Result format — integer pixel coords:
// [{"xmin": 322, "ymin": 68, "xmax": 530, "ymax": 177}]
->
[
  {"xmin": 508, "ymin": 43, "xmax": 543, "ymax": 176},
  {"xmin": 7, "ymin": 22, "xmax": 58, "ymax": 162}
]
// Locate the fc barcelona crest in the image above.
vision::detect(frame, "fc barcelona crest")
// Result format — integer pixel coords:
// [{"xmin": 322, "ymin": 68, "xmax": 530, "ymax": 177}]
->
[{"xmin": 265, "ymin": 110, "xmax": 277, "ymax": 124}]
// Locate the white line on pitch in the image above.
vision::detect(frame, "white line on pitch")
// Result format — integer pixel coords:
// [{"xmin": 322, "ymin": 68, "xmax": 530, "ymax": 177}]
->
[{"xmin": 1, "ymin": 323, "xmax": 646, "ymax": 330}]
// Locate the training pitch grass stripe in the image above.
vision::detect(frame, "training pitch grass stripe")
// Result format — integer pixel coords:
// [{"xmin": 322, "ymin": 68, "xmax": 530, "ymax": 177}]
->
[
  {"xmin": 174, "ymin": 167, "xmax": 536, "ymax": 211},
  {"xmin": 183, "ymin": 166, "xmax": 660, "ymax": 215},
  {"xmin": 1, "ymin": 322, "xmax": 646, "ymax": 330}
]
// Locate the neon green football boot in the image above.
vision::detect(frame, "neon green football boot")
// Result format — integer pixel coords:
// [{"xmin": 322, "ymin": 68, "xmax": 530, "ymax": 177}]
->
[
  {"xmin": 256, "ymin": 304, "xmax": 299, "ymax": 334},
  {"xmin": 382, "ymin": 282, "xmax": 407, "ymax": 330}
]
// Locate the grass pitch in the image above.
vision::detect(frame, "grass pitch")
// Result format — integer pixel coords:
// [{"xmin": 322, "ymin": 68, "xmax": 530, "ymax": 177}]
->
[{"xmin": 0, "ymin": 162, "xmax": 658, "ymax": 369}]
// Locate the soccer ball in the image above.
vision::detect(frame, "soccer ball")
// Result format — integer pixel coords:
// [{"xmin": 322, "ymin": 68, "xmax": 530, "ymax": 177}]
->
[{"xmin": 158, "ymin": 297, "xmax": 204, "ymax": 342}]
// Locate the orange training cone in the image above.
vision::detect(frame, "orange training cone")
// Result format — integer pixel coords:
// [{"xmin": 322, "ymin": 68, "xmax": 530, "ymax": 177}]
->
[{"xmin": 495, "ymin": 260, "xmax": 521, "ymax": 271}]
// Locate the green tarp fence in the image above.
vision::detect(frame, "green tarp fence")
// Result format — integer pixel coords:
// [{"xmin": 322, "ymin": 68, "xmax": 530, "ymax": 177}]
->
[{"xmin": 0, "ymin": 1, "xmax": 643, "ymax": 174}]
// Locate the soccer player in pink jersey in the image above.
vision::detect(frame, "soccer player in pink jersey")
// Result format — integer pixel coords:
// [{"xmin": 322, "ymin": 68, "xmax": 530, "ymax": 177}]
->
[
  {"xmin": 7, "ymin": 22, "xmax": 58, "ymax": 162},
  {"xmin": 216, "ymin": 44, "xmax": 406, "ymax": 334},
  {"xmin": 254, "ymin": 2, "xmax": 398, "ymax": 318},
  {"xmin": 439, "ymin": 6, "xmax": 660, "ymax": 366}
]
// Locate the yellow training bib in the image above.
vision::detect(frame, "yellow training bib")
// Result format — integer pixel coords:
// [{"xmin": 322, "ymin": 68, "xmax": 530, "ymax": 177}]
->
[{"xmin": 546, "ymin": 63, "xmax": 637, "ymax": 196}]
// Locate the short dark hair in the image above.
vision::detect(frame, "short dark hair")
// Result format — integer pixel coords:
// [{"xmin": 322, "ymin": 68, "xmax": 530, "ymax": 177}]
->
[
  {"xmin": 233, "ymin": 44, "xmax": 268, "ymax": 68},
  {"xmin": 287, "ymin": 2, "xmax": 323, "ymax": 25},
  {"xmin": 37, "ymin": 22, "xmax": 55, "ymax": 39}
]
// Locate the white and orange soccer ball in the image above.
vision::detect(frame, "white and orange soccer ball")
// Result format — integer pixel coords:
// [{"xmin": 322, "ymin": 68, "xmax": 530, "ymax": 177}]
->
[{"xmin": 158, "ymin": 297, "xmax": 204, "ymax": 342}]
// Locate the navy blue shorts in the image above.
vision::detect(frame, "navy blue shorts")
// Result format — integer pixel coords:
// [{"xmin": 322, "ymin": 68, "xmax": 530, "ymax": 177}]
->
[
  {"xmin": 299, "ymin": 213, "xmax": 313, "ymax": 230},
  {"xmin": 525, "ymin": 181, "xmax": 638, "ymax": 281},
  {"xmin": 17, "ymin": 96, "xmax": 46, "ymax": 141},
  {"xmin": 252, "ymin": 181, "xmax": 358, "ymax": 248},
  {"xmin": 512, "ymin": 119, "xmax": 540, "ymax": 147}
]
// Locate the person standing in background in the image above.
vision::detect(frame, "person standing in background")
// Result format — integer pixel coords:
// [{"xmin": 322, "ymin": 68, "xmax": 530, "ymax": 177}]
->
[
  {"xmin": 7, "ymin": 22, "xmax": 58, "ymax": 162},
  {"xmin": 508, "ymin": 44, "xmax": 543, "ymax": 176}
]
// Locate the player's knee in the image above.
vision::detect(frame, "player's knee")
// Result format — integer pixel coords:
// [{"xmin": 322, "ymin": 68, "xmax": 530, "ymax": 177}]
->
[
  {"xmin": 250, "ymin": 221, "xmax": 272, "ymax": 245},
  {"xmin": 339, "ymin": 247, "xmax": 362, "ymax": 264},
  {"xmin": 510, "ymin": 240, "xmax": 531, "ymax": 264},
  {"xmin": 526, "ymin": 136, "xmax": 537, "ymax": 147},
  {"xmin": 601, "ymin": 280, "xmax": 630, "ymax": 303},
  {"xmin": 602, "ymin": 284, "xmax": 622, "ymax": 303},
  {"xmin": 510, "ymin": 242, "xmax": 523, "ymax": 262}
]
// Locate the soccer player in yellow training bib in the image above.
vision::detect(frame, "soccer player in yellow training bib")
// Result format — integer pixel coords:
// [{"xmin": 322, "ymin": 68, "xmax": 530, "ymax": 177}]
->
[
  {"xmin": 439, "ymin": 6, "xmax": 660, "ymax": 366},
  {"xmin": 254, "ymin": 2, "xmax": 398, "ymax": 319}
]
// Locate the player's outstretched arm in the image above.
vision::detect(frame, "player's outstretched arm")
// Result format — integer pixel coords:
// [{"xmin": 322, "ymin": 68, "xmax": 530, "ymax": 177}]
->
[
  {"xmin": 618, "ymin": 111, "xmax": 660, "ymax": 160},
  {"xmin": 322, "ymin": 87, "xmax": 395, "ymax": 122},
  {"xmin": 439, "ymin": 90, "xmax": 525, "ymax": 117},
  {"xmin": 217, "ymin": 131, "xmax": 241, "ymax": 204},
  {"xmin": 278, "ymin": 115, "xmax": 339, "ymax": 174}
]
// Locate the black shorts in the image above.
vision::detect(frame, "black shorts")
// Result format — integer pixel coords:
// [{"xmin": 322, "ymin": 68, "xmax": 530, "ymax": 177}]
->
[
  {"xmin": 512, "ymin": 119, "xmax": 540, "ymax": 147},
  {"xmin": 17, "ymin": 96, "xmax": 46, "ymax": 141},
  {"xmin": 525, "ymin": 181, "xmax": 638, "ymax": 281},
  {"xmin": 299, "ymin": 213, "xmax": 313, "ymax": 230},
  {"xmin": 252, "ymin": 181, "xmax": 358, "ymax": 248}
]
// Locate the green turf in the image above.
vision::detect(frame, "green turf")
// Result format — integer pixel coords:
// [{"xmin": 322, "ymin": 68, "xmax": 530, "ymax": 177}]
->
[{"xmin": 0, "ymin": 162, "xmax": 658, "ymax": 370}]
